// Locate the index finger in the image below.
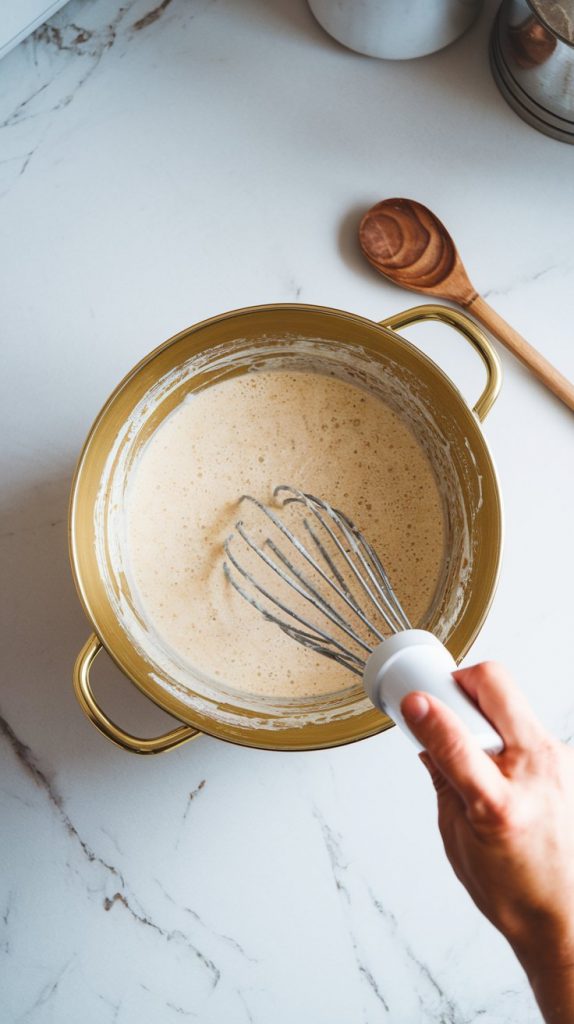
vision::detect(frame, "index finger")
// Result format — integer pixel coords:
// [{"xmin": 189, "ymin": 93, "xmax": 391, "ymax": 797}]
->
[{"xmin": 401, "ymin": 692, "xmax": 510, "ymax": 816}]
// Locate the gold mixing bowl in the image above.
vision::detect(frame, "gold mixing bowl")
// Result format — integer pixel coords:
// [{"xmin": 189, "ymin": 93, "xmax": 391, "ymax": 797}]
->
[{"xmin": 69, "ymin": 303, "xmax": 502, "ymax": 755}]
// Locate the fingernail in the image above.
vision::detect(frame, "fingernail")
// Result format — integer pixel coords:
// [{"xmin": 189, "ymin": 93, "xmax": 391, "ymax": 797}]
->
[{"xmin": 402, "ymin": 694, "xmax": 430, "ymax": 723}]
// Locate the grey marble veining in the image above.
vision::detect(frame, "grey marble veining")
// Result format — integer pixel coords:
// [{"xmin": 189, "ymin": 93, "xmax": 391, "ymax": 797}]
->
[{"xmin": 1, "ymin": 0, "xmax": 573, "ymax": 1020}]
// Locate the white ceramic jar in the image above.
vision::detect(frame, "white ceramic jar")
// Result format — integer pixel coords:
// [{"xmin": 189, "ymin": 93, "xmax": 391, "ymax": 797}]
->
[{"xmin": 307, "ymin": 0, "xmax": 484, "ymax": 59}]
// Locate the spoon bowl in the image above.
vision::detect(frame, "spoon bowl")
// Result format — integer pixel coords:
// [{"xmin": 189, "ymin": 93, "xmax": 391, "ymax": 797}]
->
[{"xmin": 359, "ymin": 198, "xmax": 475, "ymax": 304}]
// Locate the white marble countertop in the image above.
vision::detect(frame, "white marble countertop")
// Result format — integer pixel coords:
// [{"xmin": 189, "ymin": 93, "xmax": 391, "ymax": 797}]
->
[{"xmin": 1, "ymin": 1, "xmax": 574, "ymax": 1021}]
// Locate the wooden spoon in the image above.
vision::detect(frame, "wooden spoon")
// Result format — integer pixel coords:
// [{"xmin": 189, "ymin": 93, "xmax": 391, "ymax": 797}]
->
[{"xmin": 359, "ymin": 198, "xmax": 574, "ymax": 412}]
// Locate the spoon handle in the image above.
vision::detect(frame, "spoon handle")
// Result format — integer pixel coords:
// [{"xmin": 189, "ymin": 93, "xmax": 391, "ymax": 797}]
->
[{"xmin": 466, "ymin": 295, "xmax": 574, "ymax": 413}]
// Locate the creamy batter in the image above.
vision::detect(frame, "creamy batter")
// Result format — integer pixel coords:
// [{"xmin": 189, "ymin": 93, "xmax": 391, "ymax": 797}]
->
[{"xmin": 126, "ymin": 370, "xmax": 446, "ymax": 698}]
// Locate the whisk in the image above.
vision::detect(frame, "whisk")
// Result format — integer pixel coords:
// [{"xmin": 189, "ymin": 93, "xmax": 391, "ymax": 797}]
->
[{"xmin": 223, "ymin": 485, "xmax": 503, "ymax": 754}]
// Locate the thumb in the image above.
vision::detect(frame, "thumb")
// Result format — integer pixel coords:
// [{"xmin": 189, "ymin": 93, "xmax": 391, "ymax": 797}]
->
[{"xmin": 401, "ymin": 692, "xmax": 509, "ymax": 814}]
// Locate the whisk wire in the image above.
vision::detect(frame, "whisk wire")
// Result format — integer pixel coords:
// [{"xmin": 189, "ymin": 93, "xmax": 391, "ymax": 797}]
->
[
  {"xmin": 279, "ymin": 490, "xmax": 388, "ymax": 625},
  {"xmin": 301, "ymin": 518, "xmax": 356, "ymax": 601},
  {"xmin": 223, "ymin": 547, "xmax": 365, "ymax": 674},
  {"xmin": 233, "ymin": 523, "xmax": 372, "ymax": 653},
  {"xmin": 332, "ymin": 508, "xmax": 410, "ymax": 633},
  {"xmin": 265, "ymin": 538, "xmax": 358, "ymax": 632},
  {"xmin": 276, "ymin": 486, "xmax": 408, "ymax": 635},
  {"xmin": 223, "ymin": 486, "xmax": 413, "ymax": 675},
  {"xmin": 239, "ymin": 494, "xmax": 383, "ymax": 639},
  {"xmin": 352, "ymin": 529, "xmax": 411, "ymax": 631}
]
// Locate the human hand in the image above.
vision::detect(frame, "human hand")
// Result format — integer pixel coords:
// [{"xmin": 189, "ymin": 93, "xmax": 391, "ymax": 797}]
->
[{"xmin": 401, "ymin": 662, "xmax": 574, "ymax": 1024}]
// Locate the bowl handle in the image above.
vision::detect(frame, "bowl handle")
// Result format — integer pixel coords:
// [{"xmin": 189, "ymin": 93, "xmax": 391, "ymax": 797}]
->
[
  {"xmin": 73, "ymin": 634, "xmax": 201, "ymax": 754},
  {"xmin": 380, "ymin": 304, "xmax": 502, "ymax": 421}
]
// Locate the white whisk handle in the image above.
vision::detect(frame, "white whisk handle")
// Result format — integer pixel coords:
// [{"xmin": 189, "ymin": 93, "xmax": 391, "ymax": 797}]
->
[{"xmin": 363, "ymin": 630, "xmax": 504, "ymax": 755}]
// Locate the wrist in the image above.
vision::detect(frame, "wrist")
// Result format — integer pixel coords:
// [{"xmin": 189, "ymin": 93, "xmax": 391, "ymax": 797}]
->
[
  {"xmin": 520, "ymin": 958, "xmax": 574, "ymax": 1024},
  {"xmin": 512, "ymin": 919, "xmax": 574, "ymax": 979}
]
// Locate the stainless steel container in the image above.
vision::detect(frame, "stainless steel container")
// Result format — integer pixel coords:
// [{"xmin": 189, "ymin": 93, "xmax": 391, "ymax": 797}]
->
[
  {"xmin": 307, "ymin": 0, "xmax": 484, "ymax": 60},
  {"xmin": 490, "ymin": 0, "xmax": 574, "ymax": 143}
]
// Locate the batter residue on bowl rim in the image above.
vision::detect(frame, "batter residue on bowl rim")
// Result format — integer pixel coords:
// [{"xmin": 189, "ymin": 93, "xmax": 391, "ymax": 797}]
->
[{"xmin": 125, "ymin": 369, "xmax": 446, "ymax": 698}]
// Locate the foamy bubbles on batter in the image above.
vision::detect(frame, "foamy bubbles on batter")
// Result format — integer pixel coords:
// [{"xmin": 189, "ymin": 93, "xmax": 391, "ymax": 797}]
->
[{"xmin": 125, "ymin": 370, "xmax": 446, "ymax": 698}]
